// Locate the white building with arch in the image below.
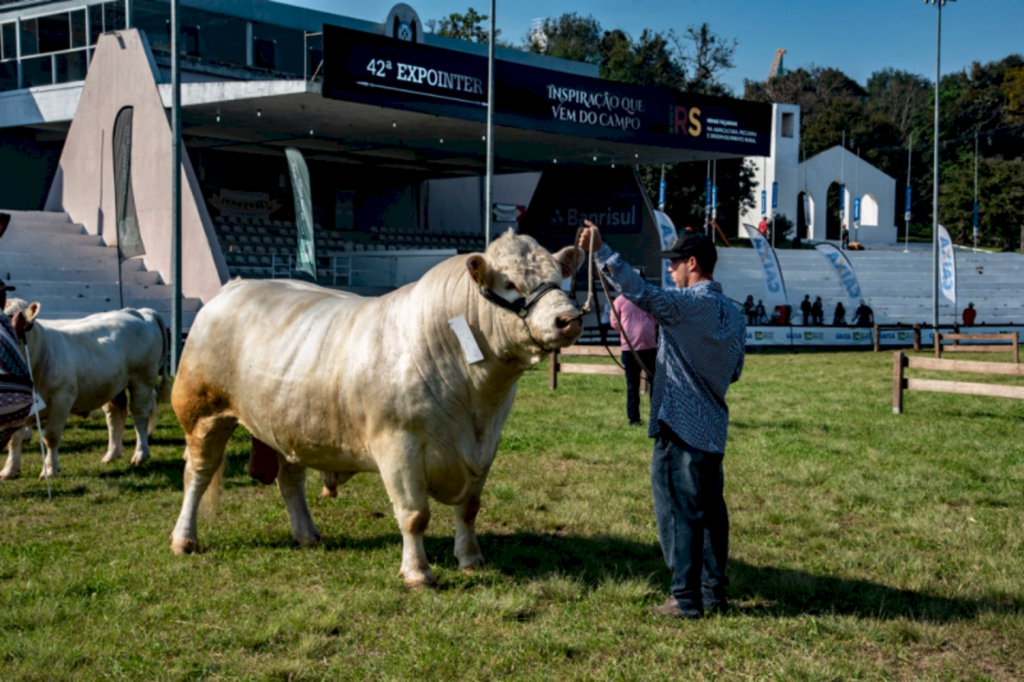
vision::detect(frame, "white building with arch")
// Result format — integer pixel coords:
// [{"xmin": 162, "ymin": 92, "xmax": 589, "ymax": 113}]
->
[{"xmin": 740, "ymin": 103, "xmax": 897, "ymax": 245}]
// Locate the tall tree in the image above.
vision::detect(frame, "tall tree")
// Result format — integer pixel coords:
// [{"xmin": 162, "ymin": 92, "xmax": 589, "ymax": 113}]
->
[
  {"xmin": 526, "ymin": 13, "xmax": 602, "ymax": 65},
  {"xmin": 865, "ymin": 68, "xmax": 931, "ymax": 141},
  {"xmin": 426, "ymin": 8, "xmax": 503, "ymax": 45},
  {"xmin": 673, "ymin": 23, "xmax": 737, "ymax": 97}
]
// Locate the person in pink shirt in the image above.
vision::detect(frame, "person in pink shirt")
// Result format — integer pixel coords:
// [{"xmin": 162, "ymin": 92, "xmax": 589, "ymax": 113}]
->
[{"xmin": 610, "ymin": 293, "xmax": 658, "ymax": 425}]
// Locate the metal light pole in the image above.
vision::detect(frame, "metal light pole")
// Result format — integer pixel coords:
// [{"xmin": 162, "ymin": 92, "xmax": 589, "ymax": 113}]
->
[
  {"xmin": 483, "ymin": 0, "xmax": 495, "ymax": 248},
  {"xmin": 904, "ymin": 135, "xmax": 912, "ymax": 252},
  {"xmin": 170, "ymin": 0, "xmax": 182, "ymax": 373},
  {"xmin": 927, "ymin": 0, "xmax": 956, "ymax": 330}
]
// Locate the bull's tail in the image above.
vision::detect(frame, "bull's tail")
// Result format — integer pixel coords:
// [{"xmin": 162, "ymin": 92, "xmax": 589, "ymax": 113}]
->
[
  {"xmin": 183, "ymin": 446, "xmax": 226, "ymax": 517},
  {"xmin": 154, "ymin": 312, "xmax": 172, "ymax": 405}
]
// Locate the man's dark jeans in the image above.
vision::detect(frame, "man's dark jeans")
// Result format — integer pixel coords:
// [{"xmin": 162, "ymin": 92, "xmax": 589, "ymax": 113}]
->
[
  {"xmin": 651, "ymin": 425, "xmax": 729, "ymax": 613},
  {"xmin": 622, "ymin": 348, "xmax": 657, "ymax": 424}
]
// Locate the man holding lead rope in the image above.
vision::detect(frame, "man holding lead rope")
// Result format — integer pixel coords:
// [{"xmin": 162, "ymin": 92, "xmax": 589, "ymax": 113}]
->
[{"xmin": 578, "ymin": 220, "xmax": 745, "ymax": 619}]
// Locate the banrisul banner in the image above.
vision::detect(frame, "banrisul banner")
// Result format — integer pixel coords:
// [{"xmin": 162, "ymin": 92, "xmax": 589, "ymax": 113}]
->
[
  {"xmin": 285, "ymin": 148, "xmax": 317, "ymax": 282},
  {"xmin": 742, "ymin": 224, "xmax": 788, "ymax": 307},
  {"xmin": 814, "ymin": 243, "xmax": 863, "ymax": 303},
  {"xmin": 322, "ymin": 24, "xmax": 770, "ymax": 155},
  {"xmin": 938, "ymin": 224, "xmax": 956, "ymax": 304}
]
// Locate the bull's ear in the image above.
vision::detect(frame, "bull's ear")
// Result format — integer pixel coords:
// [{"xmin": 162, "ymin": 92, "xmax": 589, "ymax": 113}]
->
[
  {"xmin": 466, "ymin": 255, "xmax": 489, "ymax": 287},
  {"xmin": 553, "ymin": 246, "xmax": 585, "ymax": 278},
  {"xmin": 25, "ymin": 302, "xmax": 40, "ymax": 322}
]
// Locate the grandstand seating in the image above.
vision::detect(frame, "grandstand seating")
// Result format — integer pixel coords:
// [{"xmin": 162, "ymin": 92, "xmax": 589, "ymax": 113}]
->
[
  {"xmin": 715, "ymin": 244, "xmax": 1024, "ymax": 326},
  {"xmin": 212, "ymin": 220, "xmax": 485, "ymax": 280}
]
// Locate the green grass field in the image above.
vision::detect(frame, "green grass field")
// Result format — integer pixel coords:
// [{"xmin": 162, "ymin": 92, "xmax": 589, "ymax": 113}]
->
[{"xmin": 1, "ymin": 349, "xmax": 1022, "ymax": 680}]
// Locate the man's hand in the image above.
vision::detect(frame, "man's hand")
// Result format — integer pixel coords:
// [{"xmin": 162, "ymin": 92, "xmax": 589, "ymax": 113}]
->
[{"xmin": 578, "ymin": 220, "xmax": 603, "ymax": 253}]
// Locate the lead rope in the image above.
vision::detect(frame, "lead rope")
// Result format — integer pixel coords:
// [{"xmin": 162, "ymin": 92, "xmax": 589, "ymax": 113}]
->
[
  {"xmin": 576, "ymin": 230, "xmax": 653, "ymax": 379},
  {"xmin": 22, "ymin": 342, "xmax": 51, "ymax": 500}
]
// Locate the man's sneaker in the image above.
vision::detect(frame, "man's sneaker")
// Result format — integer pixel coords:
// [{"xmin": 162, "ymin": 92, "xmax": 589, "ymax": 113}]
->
[{"xmin": 647, "ymin": 597, "xmax": 703, "ymax": 620}]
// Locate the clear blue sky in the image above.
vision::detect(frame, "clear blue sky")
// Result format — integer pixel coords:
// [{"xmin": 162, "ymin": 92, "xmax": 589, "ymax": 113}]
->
[{"xmin": 290, "ymin": 0, "xmax": 1024, "ymax": 94}]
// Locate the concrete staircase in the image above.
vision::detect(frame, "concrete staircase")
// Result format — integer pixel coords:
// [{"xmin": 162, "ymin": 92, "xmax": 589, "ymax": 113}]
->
[
  {"xmin": 0, "ymin": 210, "xmax": 201, "ymax": 328},
  {"xmin": 716, "ymin": 244, "xmax": 1024, "ymax": 326}
]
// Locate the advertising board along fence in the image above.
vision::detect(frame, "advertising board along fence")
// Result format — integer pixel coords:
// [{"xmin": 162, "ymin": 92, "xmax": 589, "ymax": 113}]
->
[
  {"xmin": 934, "ymin": 332, "xmax": 1019, "ymax": 363},
  {"xmin": 548, "ymin": 345, "xmax": 652, "ymax": 391},
  {"xmin": 873, "ymin": 324, "xmax": 922, "ymax": 352},
  {"xmin": 892, "ymin": 351, "xmax": 1024, "ymax": 414}
]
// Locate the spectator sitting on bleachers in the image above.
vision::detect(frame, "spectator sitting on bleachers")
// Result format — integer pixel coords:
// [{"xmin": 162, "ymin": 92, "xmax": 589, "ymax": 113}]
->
[
  {"xmin": 962, "ymin": 302, "xmax": 977, "ymax": 326},
  {"xmin": 832, "ymin": 302, "xmax": 846, "ymax": 326}
]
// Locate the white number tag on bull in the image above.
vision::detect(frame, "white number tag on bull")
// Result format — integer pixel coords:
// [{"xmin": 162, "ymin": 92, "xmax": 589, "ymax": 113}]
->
[
  {"xmin": 448, "ymin": 316, "xmax": 484, "ymax": 364},
  {"xmin": 28, "ymin": 391, "xmax": 45, "ymax": 418}
]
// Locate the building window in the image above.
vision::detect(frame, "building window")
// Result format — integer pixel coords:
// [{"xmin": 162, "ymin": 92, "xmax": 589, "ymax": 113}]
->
[
  {"xmin": 782, "ymin": 112, "xmax": 795, "ymax": 138},
  {"xmin": 253, "ymin": 37, "xmax": 276, "ymax": 70},
  {"xmin": 1, "ymin": 22, "xmax": 16, "ymax": 60},
  {"xmin": 182, "ymin": 25, "xmax": 201, "ymax": 58}
]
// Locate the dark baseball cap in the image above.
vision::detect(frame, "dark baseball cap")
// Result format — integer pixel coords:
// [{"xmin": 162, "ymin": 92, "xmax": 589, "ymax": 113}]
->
[{"xmin": 658, "ymin": 231, "xmax": 715, "ymax": 260}]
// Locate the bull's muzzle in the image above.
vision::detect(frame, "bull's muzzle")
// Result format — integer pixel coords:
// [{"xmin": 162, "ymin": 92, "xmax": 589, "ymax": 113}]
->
[{"xmin": 555, "ymin": 314, "xmax": 583, "ymax": 339}]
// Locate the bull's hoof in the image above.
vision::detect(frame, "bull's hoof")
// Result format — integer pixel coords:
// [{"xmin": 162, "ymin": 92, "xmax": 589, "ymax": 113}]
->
[
  {"xmin": 130, "ymin": 452, "xmax": 148, "ymax": 466},
  {"xmin": 403, "ymin": 572, "xmax": 438, "ymax": 590},
  {"xmin": 170, "ymin": 537, "xmax": 199, "ymax": 555},
  {"xmin": 458, "ymin": 555, "xmax": 486, "ymax": 574},
  {"xmin": 0, "ymin": 469, "xmax": 20, "ymax": 481},
  {"xmin": 38, "ymin": 469, "xmax": 58, "ymax": 480},
  {"xmin": 320, "ymin": 486, "xmax": 338, "ymax": 499},
  {"xmin": 295, "ymin": 532, "xmax": 322, "ymax": 549},
  {"xmin": 100, "ymin": 451, "xmax": 121, "ymax": 464}
]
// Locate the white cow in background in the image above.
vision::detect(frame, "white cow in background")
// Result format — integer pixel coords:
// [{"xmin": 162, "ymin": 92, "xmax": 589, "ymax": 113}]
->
[
  {"xmin": 2, "ymin": 299, "xmax": 170, "ymax": 479},
  {"xmin": 170, "ymin": 231, "xmax": 584, "ymax": 587}
]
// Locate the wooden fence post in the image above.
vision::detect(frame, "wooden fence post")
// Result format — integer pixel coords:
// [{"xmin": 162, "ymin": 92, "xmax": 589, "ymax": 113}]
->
[
  {"xmin": 913, "ymin": 324, "xmax": 921, "ymax": 352},
  {"xmin": 549, "ymin": 350, "xmax": 559, "ymax": 390},
  {"xmin": 873, "ymin": 324, "xmax": 880, "ymax": 352},
  {"xmin": 934, "ymin": 332, "xmax": 941, "ymax": 359},
  {"xmin": 1014, "ymin": 332, "xmax": 1020, "ymax": 365},
  {"xmin": 893, "ymin": 351, "xmax": 905, "ymax": 414}
]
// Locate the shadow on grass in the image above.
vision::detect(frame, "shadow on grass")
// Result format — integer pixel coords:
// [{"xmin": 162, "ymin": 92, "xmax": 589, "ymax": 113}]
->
[
  {"xmin": 13, "ymin": 483, "xmax": 89, "ymax": 500},
  {"xmin": 472, "ymin": 532, "xmax": 1021, "ymax": 623},
  {"xmin": 94, "ymin": 452, "xmax": 256, "ymax": 493},
  {"xmin": 209, "ymin": 527, "xmax": 1019, "ymax": 623}
]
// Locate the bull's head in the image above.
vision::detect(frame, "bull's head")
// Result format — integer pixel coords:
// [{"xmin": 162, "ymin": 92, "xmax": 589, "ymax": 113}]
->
[
  {"xmin": 466, "ymin": 231, "xmax": 585, "ymax": 351},
  {"xmin": 3, "ymin": 298, "xmax": 39, "ymax": 346}
]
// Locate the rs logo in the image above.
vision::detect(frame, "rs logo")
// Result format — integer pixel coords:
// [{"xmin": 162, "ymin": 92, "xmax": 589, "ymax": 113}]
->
[{"xmin": 674, "ymin": 106, "xmax": 702, "ymax": 137}]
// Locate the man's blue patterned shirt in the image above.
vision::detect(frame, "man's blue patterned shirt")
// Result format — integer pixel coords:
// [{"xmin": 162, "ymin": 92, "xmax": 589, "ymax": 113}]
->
[{"xmin": 596, "ymin": 244, "xmax": 745, "ymax": 453}]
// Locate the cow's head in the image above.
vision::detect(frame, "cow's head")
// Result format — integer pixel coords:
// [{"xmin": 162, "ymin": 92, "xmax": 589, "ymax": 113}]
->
[
  {"xmin": 466, "ymin": 230, "xmax": 585, "ymax": 351},
  {"xmin": 3, "ymin": 298, "xmax": 39, "ymax": 345}
]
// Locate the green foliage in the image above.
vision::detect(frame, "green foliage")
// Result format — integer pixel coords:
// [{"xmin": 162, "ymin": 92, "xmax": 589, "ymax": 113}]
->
[
  {"xmin": 2, "ymin": 351, "xmax": 1024, "ymax": 678},
  {"xmin": 745, "ymin": 55, "xmax": 1024, "ymax": 249},
  {"xmin": 426, "ymin": 8, "xmax": 502, "ymax": 45}
]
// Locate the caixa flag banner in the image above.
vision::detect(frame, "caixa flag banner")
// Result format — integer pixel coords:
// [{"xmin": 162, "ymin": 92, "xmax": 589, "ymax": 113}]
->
[
  {"xmin": 743, "ymin": 224, "xmax": 788, "ymax": 307},
  {"xmin": 938, "ymin": 224, "xmax": 957, "ymax": 304},
  {"xmin": 655, "ymin": 210, "xmax": 680, "ymax": 289},
  {"xmin": 814, "ymin": 243, "xmax": 863, "ymax": 303}
]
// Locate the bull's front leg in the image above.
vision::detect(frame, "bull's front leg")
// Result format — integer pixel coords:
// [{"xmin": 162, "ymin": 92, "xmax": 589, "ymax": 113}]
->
[
  {"xmin": 1, "ymin": 424, "xmax": 26, "ymax": 480},
  {"xmin": 100, "ymin": 393, "xmax": 128, "ymax": 463},
  {"xmin": 454, "ymin": 487, "xmax": 486, "ymax": 572},
  {"xmin": 376, "ymin": 435, "xmax": 435, "ymax": 588},
  {"xmin": 276, "ymin": 458, "xmax": 321, "ymax": 548},
  {"xmin": 39, "ymin": 402, "xmax": 71, "ymax": 478}
]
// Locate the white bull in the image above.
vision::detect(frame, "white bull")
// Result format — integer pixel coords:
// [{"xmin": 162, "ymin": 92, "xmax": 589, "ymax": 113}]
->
[
  {"xmin": 2, "ymin": 299, "xmax": 171, "ymax": 479},
  {"xmin": 170, "ymin": 231, "xmax": 584, "ymax": 586}
]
